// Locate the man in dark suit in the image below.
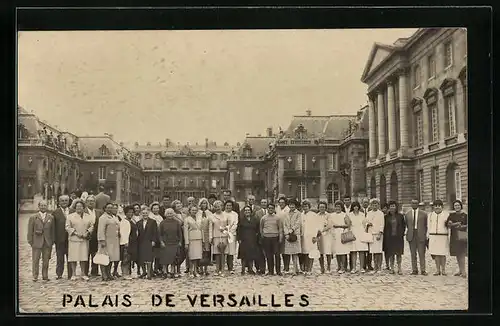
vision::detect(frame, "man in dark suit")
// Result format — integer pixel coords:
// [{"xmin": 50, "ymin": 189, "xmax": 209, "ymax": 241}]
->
[
  {"xmin": 361, "ymin": 197, "xmax": 373, "ymax": 271},
  {"xmin": 27, "ymin": 200, "xmax": 55, "ymax": 282},
  {"xmin": 84, "ymin": 195, "xmax": 103, "ymax": 276},
  {"xmin": 52, "ymin": 195, "xmax": 72, "ymax": 279},
  {"xmin": 222, "ymin": 190, "xmax": 240, "ymax": 215},
  {"xmin": 158, "ymin": 194, "xmax": 171, "ymax": 218},
  {"xmin": 95, "ymin": 186, "xmax": 110, "ymax": 210},
  {"xmin": 405, "ymin": 199, "xmax": 428, "ymax": 275}
]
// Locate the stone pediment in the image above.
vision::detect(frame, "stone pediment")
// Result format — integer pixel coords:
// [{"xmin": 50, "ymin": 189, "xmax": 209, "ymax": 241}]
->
[{"xmin": 361, "ymin": 43, "xmax": 395, "ymax": 82}]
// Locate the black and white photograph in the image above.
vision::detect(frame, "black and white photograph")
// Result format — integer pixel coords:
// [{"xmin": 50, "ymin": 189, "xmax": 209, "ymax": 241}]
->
[{"xmin": 17, "ymin": 24, "xmax": 469, "ymax": 313}]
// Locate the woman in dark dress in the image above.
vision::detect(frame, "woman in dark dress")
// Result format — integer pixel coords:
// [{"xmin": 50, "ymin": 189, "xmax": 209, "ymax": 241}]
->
[
  {"xmin": 159, "ymin": 208, "xmax": 183, "ymax": 279},
  {"xmin": 383, "ymin": 200, "xmax": 406, "ymax": 275},
  {"xmin": 381, "ymin": 203, "xmax": 391, "ymax": 270},
  {"xmin": 446, "ymin": 200, "xmax": 468, "ymax": 278},
  {"xmin": 172, "ymin": 200, "xmax": 186, "ymax": 278},
  {"xmin": 237, "ymin": 205, "xmax": 261, "ymax": 275},
  {"xmin": 136, "ymin": 205, "xmax": 158, "ymax": 280}
]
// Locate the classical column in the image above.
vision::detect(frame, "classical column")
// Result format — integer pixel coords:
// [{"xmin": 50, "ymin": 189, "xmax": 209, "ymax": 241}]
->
[
  {"xmin": 115, "ymin": 170, "xmax": 123, "ymax": 204},
  {"xmin": 368, "ymin": 96, "xmax": 377, "ymax": 159},
  {"xmin": 398, "ymin": 72, "xmax": 409, "ymax": 149},
  {"xmin": 277, "ymin": 157, "xmax": 285, "ymax": 196},
  {"xmin": 377, "ymin": 89, "xmax": 386, "ymax": 156},
  {"xmin": 229, "ymin": 170, "xmax": 235, "ymax": 194},
  {"xmin": 319, "ymin": 155, "xmax": 326, "ymax": 199},
  {"xmin": 36, "ymin": 157, "xmax": 45, "ymax": 196},
  {"xmin": 387, "ymin": 80, "xmax": 397, "ymax": 152}
]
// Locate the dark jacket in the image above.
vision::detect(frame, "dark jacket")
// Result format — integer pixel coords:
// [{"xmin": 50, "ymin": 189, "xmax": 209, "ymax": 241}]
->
[
  {"xmin": 88, "ymin": 208, "xmax": 104, "ymax": 254},
  {"xmin": 404, "ymin": 208, "xmax": 428, "ymax": 242},
  {"xmin": 27, "ymin": 212, "xmax": 55, "ymax": 249},
  {"xmin": 126, "ymin": 218, "xmax": 139, "ymax": 262},
  {"xmin": 237, "ymin": 215, "xmax": 261, "ymax": 261},
  {"xmin": 52, "ymin": 207, "xmax": 72, "ymax": 247},
  {"xmin": 136, "ymin": 218, "xmax": 158, "ymax": 264},
  {"xmin": 95, "ymin": 192, "xmax": 111, "ymax": 210}
]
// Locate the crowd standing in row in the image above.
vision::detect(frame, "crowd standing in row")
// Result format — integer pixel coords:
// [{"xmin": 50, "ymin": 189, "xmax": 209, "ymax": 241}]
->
[{"xmin": 27, "ymin": 186, "xmax": 468, "ymax": 282}]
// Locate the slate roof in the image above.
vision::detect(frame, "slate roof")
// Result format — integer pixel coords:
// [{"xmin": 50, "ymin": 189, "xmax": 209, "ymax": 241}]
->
[
  {"xmin": 283, "ymin": 115, "xmax": 356, "ymax": 140},
  {"xmin": 235, "ymin": 136, "xmax": 275, "ymax": 158}
]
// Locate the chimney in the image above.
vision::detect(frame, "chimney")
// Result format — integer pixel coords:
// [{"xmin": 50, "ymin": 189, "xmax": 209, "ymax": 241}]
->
[
  {"xmin": 134, "ymin": 142, "xmax": 139, "ymax": 148},
  {"xmin": 146, "ymin": 142, "xmax": 151, "ymax": 146},
  {"xmin": 266, "ymin": 127, "xmax": 273, "ymax": 137},
  {"xmin": 165, "ymin": 138, "xmax": 170, "ymax": 147},
  {"xmin": 119, "ymin": 142, "xmax": 124, "ymax": 146},
  {"xmin": 306, "ymin": 109, "xmax": 312, "ymax": 116},
  {"xmin": 205, "ymin": 138, "xmax": 209, "ymax": 149}
]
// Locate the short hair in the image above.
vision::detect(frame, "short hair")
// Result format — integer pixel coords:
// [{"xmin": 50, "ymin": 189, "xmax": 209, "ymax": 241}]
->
[
  {"xmin": 387, "ymin": 200, "xmax": 399, "ymax": 211},
  {"xmin": 197, "ymin": 197, "xmax": 209, "ymax": 208},
  {"xmin": 124, "ymin": 205, "xmax": 134, "ymax": 214},
  {"xmin": 381, "ymin": 202, "xmax": 390, "ymax": 210},
  {"xmin": 278, "ymin": 197, "xmax": 287, "ymax": 204},
  {"xmin": 362, "ymin": 197, "xmax": 370, "ymax": 203},
  {"xmin": 288, "ymin": 198, "xmax": 299, "ymax": 207},
  {"xmin": 260, "ymin": 198, "xmax": 268, "ymax": 203},
  {"xmin": 133, "ymin": 203, "xmax": 141, "ymax": 209},
  {"xmin": 212, "ymin": 200, "xmax": 223, "ymax": 209},
  {"xmin": 59, "ymin": 195, "xmax": 69, "ymax": 201},
  {"xmin": 164, "ymin": 208, "xmax": 175, "ymax": 217},
  {"xmin": 187, "ymin": 196, "xmax": 195, "ymax": 201},
  {"xmin": 223, "ymin": 200, "xmax": 234, "ymax": 209},
  {"xmin": 247, "ymin": 194, "xmax": 255, "ymax": 200},
  {"xmin": 267, "ymin": 202, "xmax": 276, "ymax": 209},
  {"xmin": 171, "ymin": 200, "xmax": 181, "ymax": 208},
  {"xmin": 140, "ymin": 204, "xmax": 149, "ymax": 211},
  {"xmin": 369, "ymin": 198, "xmax": 380, "ymax": 205},
  {"xmin": 150, "ymin": 201, "xmax": 160, "ymax": 211},
  {"xmin": 301, "ymin": 200, "xmax": 311, "ymax": 209},
  {"xmin": 343, "ymin": 195, "xmax": 351, "ymax": 200},
  {"xmin": 208, "ymin": 194, "xmax": 217, "ymax": 200},
  {"xmin": 86, "ymin": 195, "xmax": 96, "ymax": 202},
  {"xmin": 38, "ymin": 200, "xmax": 48, "ymax": 207},
  {"xmin": 103, "ymin": 202, "xmax": 114, "ymax": 210},
  {"xmin": 350, "ymin": 201, "xmax": 361, "ymax": 212},
  {"xmin": 223, "ymin": 189, "xmax": 232, "ymax": 195},
  {"xmin": 334, "ymin": 200, "xmax": 344, "ymax": 208},
  {"xmin": 452, "ymin": 199, "xmax": 463, "ymax": 210},
  {"xmin": 242, "ymin": 205, "xmax": 253, "ymax": 214},
  {"xmin": 433, "ymin": 199, "xmax": 444, "ymax": 207},
  {"xmin": 73, "ymin": 199, "xmax": 86, "ymax": 208},
  {"xmin": 317, "ymin": 201, "xmax": 328, "ymax": 209}
]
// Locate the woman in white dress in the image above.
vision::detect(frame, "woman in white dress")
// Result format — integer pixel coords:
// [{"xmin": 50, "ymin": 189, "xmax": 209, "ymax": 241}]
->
[
  {"xmin": 209, "ymin": 200, "xmax": 229, "ymax": 276},
  {"xmin": 223, "ymin": 200, "xmax": 239, "ymax": 274},
  {"xmin": 331, "ymin": 201, "xmax": 351, "ymax": 274},
  {"xmin": 348, "ymin": 201, "xmax": 369, "ymax": 274},
  {"xmin": 427, "ymin": 199, "xmax": 450, "ymax": 276},
  {"xmin": 301, "ymin": 200, "xmax": 322, "ymax": 275},
  {"xmin": 366, "ymin": 198, "xmax": 385, "ymax": 274},
  {"xmin": 65, "ymin": 199, "xmax": 94, "ymax": 281},
  {"xmin": 317, "ymin": 201, "xmax": 334, "ymax": 273}
]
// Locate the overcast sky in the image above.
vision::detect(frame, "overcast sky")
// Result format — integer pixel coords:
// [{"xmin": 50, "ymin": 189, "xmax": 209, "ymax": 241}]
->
[{"xmin": 18, "ymin": 28, "xmax": 417, "ymax": 146}]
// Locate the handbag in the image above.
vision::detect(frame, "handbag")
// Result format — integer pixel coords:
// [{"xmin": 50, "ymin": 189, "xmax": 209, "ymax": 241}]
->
[
  {"xmin": 288, "ymin": 231, "xmax": 298, "ymax": 243},
  {"xmin": 93, "ymin": 252, "xmax": 110, "ymax": 266},
  {"xmin": 359, "ymin": 231, "xmax": 373, "ymax": 243},
  {"xmin": 341, "ymin": 229, "xmax": 356, "ymax": 244},
  {"xmin": 456, "ymin": 230, "xmax": 467, "ymax": 242}
]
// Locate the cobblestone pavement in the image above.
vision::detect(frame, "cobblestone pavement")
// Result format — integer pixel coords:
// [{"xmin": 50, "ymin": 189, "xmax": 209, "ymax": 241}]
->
[{"xmin": 17, "ymin": 214, "xmax": 468, "ymax": 313}]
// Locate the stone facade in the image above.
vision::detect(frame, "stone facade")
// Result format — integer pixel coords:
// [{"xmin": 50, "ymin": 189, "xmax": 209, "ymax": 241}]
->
[{"xmin": 361, "ymin": 28, "xmax": 467, "ymax": 210}]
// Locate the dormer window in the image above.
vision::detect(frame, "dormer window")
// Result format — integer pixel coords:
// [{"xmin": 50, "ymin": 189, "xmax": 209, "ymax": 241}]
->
[
  {"xmin": 211, "ymin": 154, "xmax": 218, "ymax": 161},
  {"xmin": 145, "ymin": 153, "xmax": 152, "ymax": 159},
  {"xmin": 294, "ymin": 124, "xmax": 307, "ymax": 139},
  {"xmin": 221, "ymin": 154, "xmax": 228, "ymax": 161},
  {"xmin": 242, "ymin": 143, "xmax": 252, "ymax": 157},
  {"xmin": 99, "ymin": 145, "xmax": 109, "ymax": 156}
]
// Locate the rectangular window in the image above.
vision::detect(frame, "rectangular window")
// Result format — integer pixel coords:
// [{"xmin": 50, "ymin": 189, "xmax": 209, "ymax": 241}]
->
[
  {"xmin": 444, "ymin": 41, "xmax": 453, "ymax": 68},
  {"xmin": 295, "ymin": 154, "xmax": 306, "ymax": 171},
  {"xmin": 154, "ymin": 195, "xmax": 159, "ymax": 203},
  {"xmin": 154, "ymin": 176, "xmax": 160, "ymax": 188},
  {"xmin": 170, "ymin": 176, "xmax": 175, "ymax": 186},
  {"xmin": 417, "ymin": 170, "xmax": 424, "ymax": 202},
  {"xmin": 184, "ymin": 177, "xmax": 188, "ymax": 188},
  {"xmin": 328, "ymin": 153, "xmax": 334, "ymax": 171},
  {"xmin": 170, "ymin": 160, "xmax": 177, "ymax": 169},
  {"xmin": 430, "ymin": 105, "xmax": 440, "ymax": 142},
  {"xmin": 98, "ymin": 166, "xmax": 107, "ymax": 180},
  {"xmin": 428, "ymin": 54, "xmax": 436, "ymax": 79},
  {"xmin": 183, "ymin": 160, "xmax": 189, "ymax": 169},
  {"xmin": 416, "ymin": 113, "xmax": 424, "ymax": 146},
  {"xmin": 454, "ymin": 170, "xmax": 462, "ymax": 201},
  {"xmin": 446, "ymin": 96, "xmax": 457, "ymax": 136},
  {"xmin": 195, "ymin": 160, "xmax": 201, "ymax": 169},
  {"xmin": 413, "ymin": 65, "xmax": 421, "ymax": 88},
  {"xmin": 431, "ymin": 166, "xmax": 440, "ymax": 201},
  {"xmin": 144, "ymin": 176, "xmax": 149, "ymax": 188},
  {"xmin": 243, "ymin": 166, "xmax": 253, "ymax": 181}
]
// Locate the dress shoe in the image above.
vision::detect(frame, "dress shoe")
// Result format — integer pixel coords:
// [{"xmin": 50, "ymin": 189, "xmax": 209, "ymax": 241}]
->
[
  {"xmin": 32, "ymin": 278, "xmax": 38, "ymax": 282},
  {"xmin": 411, "ymin": 271, "xmax": 419, "ymax": 275},
  {"xmin": 43, "ymin": 278, "xmax": 50, "ymax": 281},
  {"xmin": 421, "ymin": 271, "xmax": 428, "ymax": 276},
  {"xmin": 56, "ymin": 276, "xmax": 62, "ymax": 280}
]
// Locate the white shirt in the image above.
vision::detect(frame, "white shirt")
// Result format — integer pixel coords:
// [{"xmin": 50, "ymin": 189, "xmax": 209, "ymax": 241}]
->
[
  {"xmin": 132, "ymin": 215, "xmax": 141, "ymax": 224},
  {"xmin": 142, "ymin": 219, "xmax": 147, "ymax": 229},
  {"xmin": 87, "ymin": 208, "xmax": 96, "ymax": 221},
  {"xmin": 63, "ymin": 207, "xmax": 70, "ymax": 216},
  {"xmin": 119, "ymin": 219, "xmax": 131, "ymax": 245},
  {"xmin": 39, "ymin": 212, "xmax": 47, "ymax": 222},
  {"xmin": 150, "ymin": 213, "xmax": 163, "ymax": 226},
  {"xmin": 412, "ymin": 208, "xmax": 419, "ymax": 229}
]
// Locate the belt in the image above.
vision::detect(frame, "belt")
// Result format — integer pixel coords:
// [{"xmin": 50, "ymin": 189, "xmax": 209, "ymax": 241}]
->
[
  {"xmin": 262, "ymin": 233, "xmax": 279, "ymax": 238},
  {"xmin": 429, "ymin": 233, "xmax": 448, "ymax": 236}
]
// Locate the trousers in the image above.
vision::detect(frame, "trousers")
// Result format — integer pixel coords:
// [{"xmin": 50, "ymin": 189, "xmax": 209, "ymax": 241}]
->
[{"xmin": 32, "ymin": 246, "xmax": 52, "ymax": 280}]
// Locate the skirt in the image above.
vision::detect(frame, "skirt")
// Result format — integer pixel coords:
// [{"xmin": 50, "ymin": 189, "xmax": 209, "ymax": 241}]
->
[
  {"xmin": 319, "ymin": 232, "xmax": 333, "ymax": 255},
  {"xmin": 284, "ymin": 238, "xmax": 302, "ymax": 255},
  {"xmin": 212, "ymin": 236, "xmax": 229, "ymax": 255},
  {"xmin": 188, "ymin": 239, "xmax": 203, "ymax": 260},
  {"xmin": 429, "ymin": 234, "xmax": 449, "ymax": 256},
  {"xmin": 160, "ymin": 244, "xmax": 179, "ymax": 266},
  {"xmin": 369, "ymin": 234, "xmax": 383, "ymax": 254},
  {"xmin": 334, "ymin": 229, "xmax": 352, "ymax": 255},
  {"xmin": 68, "ymin": 240, "xmax": 89, "ymax": 262},
  {"xmin": 383, "ymin": 236, "xmax": 404, "ymax": 256}
]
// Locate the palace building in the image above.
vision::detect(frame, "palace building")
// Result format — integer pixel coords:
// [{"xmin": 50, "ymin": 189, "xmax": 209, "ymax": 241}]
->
[{"xmin": 361, "ymin": 28, "xmax": 467, "ymax": 210}]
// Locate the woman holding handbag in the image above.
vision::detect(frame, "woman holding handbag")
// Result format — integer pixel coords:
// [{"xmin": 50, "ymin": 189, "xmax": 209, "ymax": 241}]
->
[
  {"xmin": 348, "ymin": 201, "xmax": 369, "ymax": 274},
  {"xmin": 331, "ymin": 201, "xmax": 352, "ymax": 274},
  {"xmin": 282, "ymin": 199, "xmax": 302, "ymax": 276},
  {"xmin": 97, "ymin": 202, "xmax": 121, "ymax": 282},
  {"xmin": 446, "ymin": 200, "xmax": 467, "ymax": 278}
]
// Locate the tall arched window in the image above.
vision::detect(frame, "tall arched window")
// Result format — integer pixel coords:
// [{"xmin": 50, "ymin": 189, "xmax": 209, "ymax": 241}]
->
[
  {"xmin": 423, "ymin": 88, "xmax": 439, "ymax": 143},
  {"xmin": 446, "ymin": 163, "xmax": 462, "ymax": 208},
  {"xmin": 440, "ymin": 78, "xmax": 458, "ymax": 137},
  {"xmin": 411, "ymin": 98, "xmax": 424, "ymax": 147},
  {"xmin": 390, "ymin": 171, "xmax": 398, "ymax": 203},
  {"xmin": 379, "ymin": 174, "xmax": 387, "ymax": 205},
  {"xmin": 370, "ymin": 176, "xmax": 376, "ymax": 199},
  {"xmin": 99, "ymin": 145, "xmax": 109, "ymax": 156}
]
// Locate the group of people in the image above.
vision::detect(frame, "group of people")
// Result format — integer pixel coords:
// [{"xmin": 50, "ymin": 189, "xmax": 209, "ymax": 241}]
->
[{"xmin": 27, "ymin": 186, "xmax": 468, "ymax": 283}]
